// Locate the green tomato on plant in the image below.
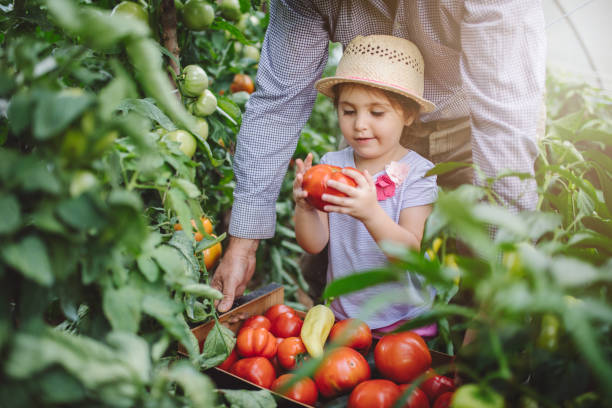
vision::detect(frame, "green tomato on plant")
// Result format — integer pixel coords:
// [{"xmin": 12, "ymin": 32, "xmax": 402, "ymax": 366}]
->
[
  {"xmin": 70, "ymin": 171, "xmax": 99, "ymax": 197},
  {"xmin": 182, "ymin": 0, "xmax": 215, "ymax": 31},
  {"xmin": 218, "ymin": 0, "xmax": 241, "ymax": 21},
  {"xmin": 451, "ymin": 384, "xmax": 505, "ymax": 408},
  {"xmin": 165, "ymin": 129, "xmax": 197, "ymax": 158},
  {"xmin": 193, "ymin": 89, "xmax": 217, "ymax": 117},
  {"xmin": 111, "ymin": 1, "xmax": 148, "ymax": 25},
  {"xmin": 180, "ymin": 65, "xmax": 209, "ymax": 97}
]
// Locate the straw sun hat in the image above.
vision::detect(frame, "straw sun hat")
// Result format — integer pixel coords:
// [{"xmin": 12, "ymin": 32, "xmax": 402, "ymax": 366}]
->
[{"xmin": 315, "ymin": 35, "xmax": 436, "ymax": 113}]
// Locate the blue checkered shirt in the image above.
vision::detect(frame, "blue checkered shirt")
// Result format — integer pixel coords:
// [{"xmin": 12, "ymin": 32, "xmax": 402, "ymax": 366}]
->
[{"xmin": 229, "ymin": 0, "xmax": 547, "ymax": 239}]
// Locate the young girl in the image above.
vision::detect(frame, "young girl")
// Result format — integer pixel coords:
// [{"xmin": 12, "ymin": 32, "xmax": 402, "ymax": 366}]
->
[{"xmin": 293, "ymin": 35, "xmax": 438, "ymax": 336}]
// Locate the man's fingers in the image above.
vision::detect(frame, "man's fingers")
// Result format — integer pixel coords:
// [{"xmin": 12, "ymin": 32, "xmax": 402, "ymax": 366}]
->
[{"xmin": 217, "ymin": 290, "xmax": 235, "ymax": 313}]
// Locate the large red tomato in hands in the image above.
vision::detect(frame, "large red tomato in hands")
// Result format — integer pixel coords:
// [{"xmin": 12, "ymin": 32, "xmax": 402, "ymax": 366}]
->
[
  {"xmin": 420, "ymin": 375, "xmax": 455, "ymax": 403},
  {"xmin": 302, "ymin": 164, "xmax": 359, "ymax": 211},
  {"xmin": 277, "ymin": 337, "xmax": 308, "ymax": 370},
  {"xmin": 328, "ymin": 318, "xmax": 372, "ymax": 354},
  {"xmin": 270, "ymin": 311, "xmax": 303, "ymax": 338},
  {"xmin": 271, "ymin": 374, "xmax": 318, "ymax": 406},
  {"xmin": 230, "ymin": 357, "xmax": 276, "ymax": 389},
  {"xmin": 264, "ymin": 304, "xmax": 295, "ymax": 322},
  {"xmin": 314, "ymin": 346, "xmax": 371, "ymax": 398},
  {"xmin": 397, "ymin": 384, "xmax": 430, "ymax": 408},
  {"xmin": 236, "ymin": 327, "xmax": 277, "ymax": 358},
  {"xmin": 374, "ymin": 332, "xmax": 431, "ymax": 383},
  {"xmin": 348, "ymin": 379, "xmax": 400, "ymax": 408}
]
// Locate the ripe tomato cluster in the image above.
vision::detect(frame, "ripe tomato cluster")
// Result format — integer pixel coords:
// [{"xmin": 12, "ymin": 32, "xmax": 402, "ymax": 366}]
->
[{"xmin": 216, "ymin": 304, "xmax": 456, "ymax": 407}]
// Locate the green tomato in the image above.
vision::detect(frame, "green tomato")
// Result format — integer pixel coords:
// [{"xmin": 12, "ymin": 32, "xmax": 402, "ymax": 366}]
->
[
  {"xmin": 219, "ymin": 0, "xmax": 241, "ymax": 21},
  {"xmin": 111, "ymin": 1, "xmax": 148, "ymax": 25},
  {"xmin": 230, "ymin": 91, "xmax": 250, "ymax": 108},
  {"xmin": 70, "ymin": 171, "xmax": 98, "ymax": 197},
  {"xmin": 182, "ymin": 0, "xmax": 215, "ymax": 31},
  {"xmin": 536, "ymin": 314, "xmax": 560, "ymax": 352},
  {"xmin": 166, "ymin": 129, "xmax": 197, "ymax": 158},
  {"xmin": 193, "ymin": 89, "xmax": 217, "ymax": 117},
  {"xmin": 451, "ymin": 385, "xmax": 505, "ymax": 408},
  {"xmin": 243, "ymin": 45, "xmax": 260, "ymax": 61},
  {"xmin": 181, "ymin": 65, "xmax": 209, "ymax": 97},
  {"xmin": 193, "ymin": 117, "xmax": 209, "ymax": 140}
]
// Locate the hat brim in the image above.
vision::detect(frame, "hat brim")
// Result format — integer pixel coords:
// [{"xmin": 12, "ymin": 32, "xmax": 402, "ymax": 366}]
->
[{"xmin": 315, "ymin": 76, "xmax": 436, "ymax": 114}]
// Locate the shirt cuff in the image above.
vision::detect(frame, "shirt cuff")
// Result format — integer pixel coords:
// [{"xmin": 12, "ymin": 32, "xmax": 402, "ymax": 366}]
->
[{"xmin": 228, "ymin": 199, "xmax": 277, "ymax": 239}]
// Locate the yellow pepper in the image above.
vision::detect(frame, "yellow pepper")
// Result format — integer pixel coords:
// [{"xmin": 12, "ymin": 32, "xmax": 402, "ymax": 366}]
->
[{"xmin": 300, "ymin": 304, "xmax": 335, "ymax": 358}]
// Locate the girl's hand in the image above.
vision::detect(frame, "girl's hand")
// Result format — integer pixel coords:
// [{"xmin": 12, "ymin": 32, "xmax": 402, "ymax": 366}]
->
[
  {"xmin": 322, "ymin": 168, "xmax": 379, "ymax": 222},
  {"xmin": 293, "ymin": 153, "xmax": 315, "ymax": 210}
]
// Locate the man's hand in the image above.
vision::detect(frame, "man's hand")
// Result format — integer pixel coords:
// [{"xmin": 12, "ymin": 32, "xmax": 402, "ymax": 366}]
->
[{"xmin": 210, "ymin": 236, "xmax": 259, "ymax": 313}]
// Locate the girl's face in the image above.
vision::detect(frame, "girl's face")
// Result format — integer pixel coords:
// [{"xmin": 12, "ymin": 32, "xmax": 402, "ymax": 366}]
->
[{"xmin": 337, "ymin": 85, "xmax": 414, "ymax": 167}]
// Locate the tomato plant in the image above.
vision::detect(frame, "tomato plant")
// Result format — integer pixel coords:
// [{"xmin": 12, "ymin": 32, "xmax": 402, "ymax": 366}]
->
[
  {"xmin": 348, "ymin": 379, "xmax": 400, "ymax": 408},
  {"xmin": 302, "ymin": 164, "xmax": 359, "ymax": 211},
  {"xmin": 313, "ymin": 346, "xmax": 371, "ymax": 398},
  {"xmin": 328, "ymin": 318, "xmax": 372, "ymax": 354},
  {"xmin": 230, "ymin": 357, "xmax": 277, "ymax": 389},
  {"xmin": 236, "ymin": 327, "xmax": 277, "ymax": 358},
  {"xmin": 271, "ymin": 374, "xmax": 318, "ymax": 406},
  {"xmin": 374, "ymin": 332, "xmax": 432, "ymax": 383}
]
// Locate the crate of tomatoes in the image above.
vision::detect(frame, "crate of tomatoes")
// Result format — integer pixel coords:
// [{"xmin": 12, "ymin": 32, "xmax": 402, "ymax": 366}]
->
[{"xmin": 184, "ymin": 284, "xmax": 456, "ymax": 408}]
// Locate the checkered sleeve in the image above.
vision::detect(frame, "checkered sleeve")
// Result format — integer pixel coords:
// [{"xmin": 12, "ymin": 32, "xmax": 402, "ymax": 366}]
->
[
  {"xmin": 460, "ymin": 0, "xmax": 546, "ymax": 212},
  {"xmin": 229, "ymin": 0, "xmax": 330, "ymax": 238}
]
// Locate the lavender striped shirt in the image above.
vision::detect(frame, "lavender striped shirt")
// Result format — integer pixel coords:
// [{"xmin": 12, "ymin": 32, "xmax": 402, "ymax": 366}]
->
[
  {"xmin": 321, "ymin": 147, "xmax": 437, "ymax": 329},
  {"xmin": 229, "ymin": 0, "xmax": 546, "ymax": 239}
]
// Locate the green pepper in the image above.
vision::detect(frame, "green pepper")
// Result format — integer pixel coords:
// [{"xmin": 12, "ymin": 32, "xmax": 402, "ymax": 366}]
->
[{"xmin": 300, "ymin": 304, "xmax": 335, "ymax": 358}]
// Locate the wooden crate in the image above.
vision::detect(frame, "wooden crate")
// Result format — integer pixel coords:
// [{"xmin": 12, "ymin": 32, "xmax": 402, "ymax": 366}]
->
[{"xmin": 183, "ymin": 282, "xmax": 454, "ymax": 408}]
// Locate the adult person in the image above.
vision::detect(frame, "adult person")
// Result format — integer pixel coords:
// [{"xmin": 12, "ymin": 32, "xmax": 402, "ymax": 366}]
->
[{"xmin": 211, "ymin": 0, "xmax": 547, "ymax": 312}]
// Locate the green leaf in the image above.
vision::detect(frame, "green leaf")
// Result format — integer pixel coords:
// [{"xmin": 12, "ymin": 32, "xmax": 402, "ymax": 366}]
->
[
  {"xmin": 425, "ymin": 161, "xmax": 473, "ymax": 177},
  {"xmin": 168, "ymin": 362, "xmax": 217, "ymax": 408},
  {"xmin": 38, "ymin": 368, "xmax": 86, "ymax": 404},
  {"xmin": 56, "ymin": 196, "xmax": 106, "ymax": 231},
  {"xmin": 152, "ymin": 244, "xmax": 193, "ymax": 284},
  {"xmin": 239, "ymin": 0, "xmax": 251, "ymax": 13},
  {"xmin": 211, "ymin": 19, "xmax": 252, "ymax": 45},
  {"xmin": 0, "ymin": 194, "xmax": 21, "ymax": 235},
  {"xmin": 116, "ymin": 98, "xmax": 177, "ymax": 131},
  {"xmin": 201, "ymin": 322, "xmax": 235, "ymax": 370},
  {"xmin": 549, "ymin": 257, "xmax": 603, "ymax": 287},
  {"xmin": 172, "ymin": 178, "xmax": 201, "ymax": 199},
  {"xmin": 216, "ymin": 96, "xmax": 242, "ymax": 125},
  {"xmin": 137, "ymin": 255, "xmax": 159, "ymax": 282},
  {"xmin": 2, "ymin": 235, "xmax": 53, "ymax": 286},
  {"xmin": 19, "ymin": 158, "xmax": 61, "ymax": 194},
  {"xmin": 33, "ymin": 90, "xmax": 95, "ymax": 140},
  {"xmin": 98, "ymin": 61, "xmax": 139, "ymax": 120},
  {"xmin": 221, "ymin": 389, "xmax": 277, "ymax": 408},
  {"xmin": 323, "ymin": 268, "xmax": 400, "ymax": 300},
  {"xmin": 103, "ymin": 285, "xmax": 143, "ymax": 333},
  {"xmin": 7, "ymin": 91, "xmax": 37, "ymax": 134}
]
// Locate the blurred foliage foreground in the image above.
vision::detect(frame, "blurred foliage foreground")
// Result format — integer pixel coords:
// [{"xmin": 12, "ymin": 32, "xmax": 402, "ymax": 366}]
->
[{"xmin": 0, "ymin": 0, "xmax": 611, "ymax": 406}]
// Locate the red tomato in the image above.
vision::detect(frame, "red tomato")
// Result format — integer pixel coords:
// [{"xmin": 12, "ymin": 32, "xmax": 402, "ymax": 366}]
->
[
  {"xmin": 217, "ymin": 348, "xmax": 238, "ymax": 371},
  {"xmin": 264, "ymin": 304, "xmax": 295, "ymax": 323},
  {"xmin": 271, "ymin": 374, "xmax": 318, "ymax": 406},
  {"xmin": 270, "ymin": 312, "xmax": 303, "ymax": 338},
  {"xmin": 230, "ymin": 357, "xmax": 276, "ymax": 389},
  {"xmin": 397, "ymin": 384, "xmax": 430, "ymax": 408},
  {"xmin": 302, "ymin": 164, "xmax": 359, "ymax": 211},
  {"xmin": 348, "ymin": 379, "xmax": 400, "ymax": 408},
  {"xmin": 432, "ymin": 392, "xmax": 453, "ymax": 408},
  {"xmin": 328, "ymin": 318, "xmax": 372, "ymax": 354},
  {"xmin": 241, "ymin": 315, "xmax": 272, "ymax": 332},
  {"xmin": 236, "ymin": 327, "xmax": 277, "ymax": 358},
  {"xmin": 374, "ymin": 332, "xmax": 432, "ymax": 383},
  {"xmin": 421, "ymin": 375, "xmax": 455, "ymax": 403},
  {"xmin": 314, "ymin": 346, "xmax": 371, "ymax": 398},
  {"xmin": 277, "ymin": 337, "xmax": 308, "ymax": 370}
]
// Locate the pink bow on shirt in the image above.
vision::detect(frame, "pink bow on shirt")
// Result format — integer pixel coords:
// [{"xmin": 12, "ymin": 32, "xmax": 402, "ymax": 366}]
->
[{"xmin": 374, "ymin": 161, "xmax": 411, "ymax": 201}]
